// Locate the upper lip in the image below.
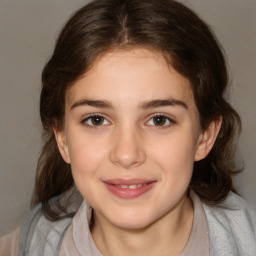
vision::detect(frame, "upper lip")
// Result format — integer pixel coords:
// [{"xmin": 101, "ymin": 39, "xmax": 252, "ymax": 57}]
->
[{"xmin": 103, "ymin": 179, "xmax": 156, "ymax": 185}]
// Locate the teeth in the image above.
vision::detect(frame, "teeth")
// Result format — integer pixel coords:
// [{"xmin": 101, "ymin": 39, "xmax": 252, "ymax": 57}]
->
[{"xmin": 119, "ymin": 184, "xmax": 143, "ymax": 189}]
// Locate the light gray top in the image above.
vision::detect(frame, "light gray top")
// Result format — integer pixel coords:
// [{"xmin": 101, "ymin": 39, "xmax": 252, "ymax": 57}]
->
[
  {"xmin": 59, "ymin": 190, "xmax": 209, "ymax": 255},
  {"xmin": 2, "ymin": 190, "xmax": 255, "ymax": 255},
  {"xmin": 203, "ymin": 192, "xmax": 256, "ymax": 256}
]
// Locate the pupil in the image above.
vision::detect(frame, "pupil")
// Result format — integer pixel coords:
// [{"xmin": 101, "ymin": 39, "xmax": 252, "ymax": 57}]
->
[
  {"xmin": 154, "ymin": 116, "xmax": 166, "ymax": 126},
  {"xmin": 92, "ymin": 116, "xmax": 103, "ymax": 125}
]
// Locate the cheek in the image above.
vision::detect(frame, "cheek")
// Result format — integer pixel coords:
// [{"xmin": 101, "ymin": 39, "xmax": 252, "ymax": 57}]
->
[
  {"xmin": 150, "ymin": 131, "xmax": 197, "ymax": 175},
  {"xmin": 67, "ymin": 135, "xmax": 106, "ymax": 178},
  {"xmin": 67, "ymin": 136, "xmax": 107, "ymax": 202}
]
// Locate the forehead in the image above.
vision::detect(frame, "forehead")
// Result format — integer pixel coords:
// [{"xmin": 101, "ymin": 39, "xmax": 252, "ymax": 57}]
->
[{"xmin": 66, "ymin": 48, "xmax": 195, "ymax": 109}]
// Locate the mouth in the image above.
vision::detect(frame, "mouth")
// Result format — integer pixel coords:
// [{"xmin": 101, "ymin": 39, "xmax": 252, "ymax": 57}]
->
[{"xmin": 103, "ymin": 179, "xmax": 156, "ymax": 199}]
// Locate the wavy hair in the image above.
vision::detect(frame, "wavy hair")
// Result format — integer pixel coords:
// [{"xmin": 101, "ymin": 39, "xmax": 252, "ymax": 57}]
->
[{"xmin": 32, "ymin": 0, "xmax": 241, "ymax": 220}]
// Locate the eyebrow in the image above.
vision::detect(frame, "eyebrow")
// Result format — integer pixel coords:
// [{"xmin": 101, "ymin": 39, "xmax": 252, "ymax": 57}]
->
[
  {"xmin": 70, "ymin": 98, "xmax": 188, "ymax": 110},
  {"xmin": 71, "ymin": 99, "xmax": 113, "ymax": 110},
  {"xmin": 140, "ymin": 98, "xmax": 188, "ymax": 109}
]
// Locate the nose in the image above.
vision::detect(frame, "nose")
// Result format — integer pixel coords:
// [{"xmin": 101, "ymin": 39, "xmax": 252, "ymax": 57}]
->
[{"xmin": 110, "ymin": 126, "xmax": 146, "ymax": 169}]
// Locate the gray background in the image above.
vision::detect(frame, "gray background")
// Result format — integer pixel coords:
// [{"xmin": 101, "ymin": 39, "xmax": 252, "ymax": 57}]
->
[{"xmin": 0, "ymin": 0, "xmax": 255, "ymax": 236}]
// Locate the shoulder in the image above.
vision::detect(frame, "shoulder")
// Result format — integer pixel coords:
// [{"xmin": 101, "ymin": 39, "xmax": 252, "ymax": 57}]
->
[
  {"xmin": 19, "ymin": 204, "xmax": 73, "ymax": 256},
  {"xmin": 0, "ymin": 227, "xmax": 20, "ymax": 256},
  {"xmin": 202, "ymin": 192, "xmax": 256, "ymax": 255}
]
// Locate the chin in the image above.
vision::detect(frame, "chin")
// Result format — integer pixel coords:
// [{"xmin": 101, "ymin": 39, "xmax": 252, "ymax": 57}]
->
[
  {"xmin": 107, "ymin": 209, "xmax": 159, "ymax": 230},
  {"xmin": 113, "ymin": 219, "xmax": 152, "ymax": 230}
]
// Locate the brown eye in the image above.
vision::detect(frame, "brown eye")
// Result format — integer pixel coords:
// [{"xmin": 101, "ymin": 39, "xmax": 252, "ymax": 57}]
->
[
  {"xmin": 146, "ymin": 115, "xmax": 174, "ymax": 127},
  {"xmin": 153, "ymin": 116, "xmax": 168, "ymax": 126},
  {"xmin": 91, "ymin": 116, "xmax": 104, "ymax": 125},
  {"xmin": 83, "ymin": 115, "xmax": 110, "ymax": 126}
]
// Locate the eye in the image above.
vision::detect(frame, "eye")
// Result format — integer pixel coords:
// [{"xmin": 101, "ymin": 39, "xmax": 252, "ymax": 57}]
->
[
  {"xmin": 83, "ymin": 115, "xmax": 110, "ymax": 127},
  {"xmin": 146, "ymin": 115, "xmax": 174, "ymax": 127}
]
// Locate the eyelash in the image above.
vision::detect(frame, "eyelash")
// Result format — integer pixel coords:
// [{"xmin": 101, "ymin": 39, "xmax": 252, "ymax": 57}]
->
[
  {"xmin": 82, "ymin": 114, "xmax": 110, "ymax": 128},
  {"xmin": 81, "ymin": 114, "xmax": 175, "ymax": 128},
  {"xmin": 145, "ymin": 114, "xmax": 175, "ymax": 128}
]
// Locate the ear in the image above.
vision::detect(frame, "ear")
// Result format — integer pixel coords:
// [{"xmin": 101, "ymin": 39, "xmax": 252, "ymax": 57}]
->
[
  {"xmin": 53, "ymin": 126, "xmax": 71, "ymax": 164},
  {"xmin": 194, "ymin": 116, "xmax": 222, "ymax": 162}
]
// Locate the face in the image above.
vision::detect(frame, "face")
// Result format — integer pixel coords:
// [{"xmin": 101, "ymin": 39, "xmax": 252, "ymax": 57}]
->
[{"xmin": 55, "ymin": 48, "xmax": 216, "ymax": 231}]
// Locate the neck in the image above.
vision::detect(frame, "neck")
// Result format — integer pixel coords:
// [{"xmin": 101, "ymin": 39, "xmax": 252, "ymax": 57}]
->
[{"xmin": 91, "ymin": 195, "xmax": 193, "ymax": 256}]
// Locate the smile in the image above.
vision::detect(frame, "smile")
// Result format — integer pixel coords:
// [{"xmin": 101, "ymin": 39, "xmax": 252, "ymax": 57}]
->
[
  {"xmin": 118, "ymin": 184, "xmax": 143, "ymax": 189},
  {"xmin": 103, "ymin": 179, "xmax": 156, "ymax": 199}
]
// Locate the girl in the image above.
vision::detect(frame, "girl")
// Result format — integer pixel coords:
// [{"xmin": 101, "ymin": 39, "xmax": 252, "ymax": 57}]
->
[{"xmin": 1, "ymin": 0, "xmax": 256, "ymax": 255}]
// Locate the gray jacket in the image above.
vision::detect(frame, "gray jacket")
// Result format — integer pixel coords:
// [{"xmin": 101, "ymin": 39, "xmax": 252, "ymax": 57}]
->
[{"xmin": 18, "ymin": 192, "xmax": 256, "ymax": 256}]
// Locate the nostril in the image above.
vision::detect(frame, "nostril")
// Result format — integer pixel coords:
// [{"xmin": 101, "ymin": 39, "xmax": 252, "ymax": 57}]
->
[
  {"xmin": 110, "ymin": 150, "xmax": 146, "ymax": 168},
  {"xmin": 110, "ymin": 130, "xmax": 146, "ymax": 168}
]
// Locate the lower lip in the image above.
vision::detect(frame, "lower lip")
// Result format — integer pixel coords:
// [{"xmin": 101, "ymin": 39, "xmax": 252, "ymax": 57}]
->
[{"xmin": 104, "ymin": 182, "xmax": 156, "ymax": 199}]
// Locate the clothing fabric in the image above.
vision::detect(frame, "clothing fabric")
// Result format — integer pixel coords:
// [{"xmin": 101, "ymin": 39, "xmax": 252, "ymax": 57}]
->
[
  {"xmin": 59, "ymin": 190, "xmax": 209, "ymax": 256},
  {"xmin": 18, "ymin": 204, "xmax": 72, "ymax": 256},
  {"xmin": 203, "ymin": 192, "xmax": 256, "ymax": 255},
  {"xmin": 1, "ymin": 191, "xmax": 256, "ymax": 255}
]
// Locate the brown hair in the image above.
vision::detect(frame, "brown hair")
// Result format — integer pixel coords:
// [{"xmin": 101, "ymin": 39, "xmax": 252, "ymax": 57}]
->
[{"xmin": 32, "ymin": 0, "xmax": 241, "ymax": 220}]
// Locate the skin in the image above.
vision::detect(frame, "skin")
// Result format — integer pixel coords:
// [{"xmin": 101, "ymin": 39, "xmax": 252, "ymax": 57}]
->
[{"xmin": 54, "ymin": 48, "xmax": 221, "ymax": 256}]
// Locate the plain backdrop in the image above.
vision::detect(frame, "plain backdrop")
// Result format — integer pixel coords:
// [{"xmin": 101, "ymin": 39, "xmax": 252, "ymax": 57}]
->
[{"xmin": 0, "ymin": 0, "xmax": 255, "ymax": 236}]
